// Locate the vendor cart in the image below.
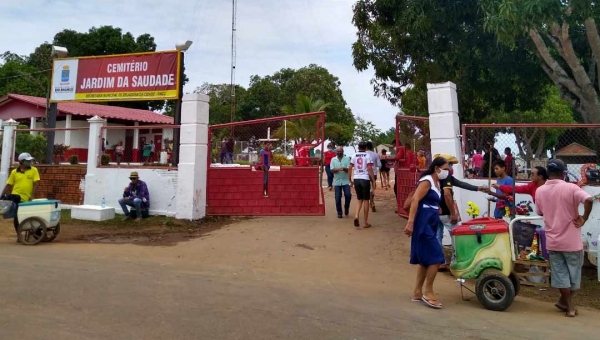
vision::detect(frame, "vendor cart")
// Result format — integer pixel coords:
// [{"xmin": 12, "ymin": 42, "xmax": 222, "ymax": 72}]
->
[
  {"xmin": 15, "ymin": 199, "xmax": 62, "ymax": 245},
  {"xmin": 450, "ymin": 215, "xmax": 545, "ymax": 311}
]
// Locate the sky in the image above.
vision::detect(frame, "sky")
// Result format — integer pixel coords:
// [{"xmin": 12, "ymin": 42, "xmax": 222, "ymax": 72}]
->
[{"xmin": 0, "ymin": 0, "xmax": 399, "ymax": 131}]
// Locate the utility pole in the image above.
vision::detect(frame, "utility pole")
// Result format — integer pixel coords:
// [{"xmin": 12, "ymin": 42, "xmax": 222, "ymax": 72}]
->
[{"xmin": 230, "ymin": 0, "xmax": 238, "ymax": 126}]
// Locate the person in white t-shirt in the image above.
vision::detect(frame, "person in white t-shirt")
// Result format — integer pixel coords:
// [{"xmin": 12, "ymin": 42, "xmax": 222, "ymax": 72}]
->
[
  {"xmin": 365, "ymin": 141, "xmax": 380, "ymax": 213},
  {"xmin": 349, "ymin": 141, "xmax": 376, "ymax": 228}
]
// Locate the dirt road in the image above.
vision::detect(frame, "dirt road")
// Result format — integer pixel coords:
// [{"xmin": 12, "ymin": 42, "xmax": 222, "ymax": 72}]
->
[{"xmin": 0, "ymin": 189, "xmax": 597, "ymax": 339}]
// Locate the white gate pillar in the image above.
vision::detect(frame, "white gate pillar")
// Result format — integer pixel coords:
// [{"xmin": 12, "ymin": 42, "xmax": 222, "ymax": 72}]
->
[
  {"xmin": 176, "ymin": 93, "xmax": 209, "ymax": 220},
  {"xmin": 83, "ymin": 116, "xmax": 106, "ymax": 205},
  {"xmin": 0, "ymin": 119, "xmax": 19, "ymax": 186},
  {"xmin": 427, "ymin": 82, "xmax": 464, "ymax": 179}
]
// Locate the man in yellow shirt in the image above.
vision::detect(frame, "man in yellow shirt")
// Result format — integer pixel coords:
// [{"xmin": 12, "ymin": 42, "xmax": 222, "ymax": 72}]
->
[{"xmin": 1, "ymin": 152, "xmax": 40, "ymax": 233}]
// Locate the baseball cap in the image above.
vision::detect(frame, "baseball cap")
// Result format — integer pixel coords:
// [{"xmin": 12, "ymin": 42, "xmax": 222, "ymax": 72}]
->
[
  {"xmin": 18, "ymin": 153, "xmax": 34, "ymax": 161},
  {"xmin": 547, "ymin": 159, "xmax": 566, "ymax": 172}
]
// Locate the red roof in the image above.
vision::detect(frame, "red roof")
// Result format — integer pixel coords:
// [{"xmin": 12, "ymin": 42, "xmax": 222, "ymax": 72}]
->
[{"xmin": 1, "ymin": 94, "xmax": 174, "ymax": 124}]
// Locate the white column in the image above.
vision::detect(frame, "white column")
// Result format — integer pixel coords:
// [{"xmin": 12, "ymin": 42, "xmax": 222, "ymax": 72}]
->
[
  {"xmin": 83, "ymin": 116, "xmax": 106, "ymax": 205},
  {"xmin": 64, "ymin": 114, "xmax": 72, "ymax": 146},
  {"xmin": 176, "ymin": 93, "xmax": 209, "ymax": 220},
  {"xmin": 0, "ymin": 119, "xmax": 18, "ymax": 186},
  {"xmin": 427, "ymin": 82, "xmax": 463, "ymax": 178},
  {"xmin": 427, "ymin": 82, "xmax": 465, "ymax": 225},
  {"xmin": 133, "ymin": 122, "xmax": 140, "ymax": 149},
  {"xmin": 30, "ymin": 117, "xmax": 36, "ymax": 135},
  {"xmin": 102, "ymin": 119, "xmax": 108, "ymax": 145}
]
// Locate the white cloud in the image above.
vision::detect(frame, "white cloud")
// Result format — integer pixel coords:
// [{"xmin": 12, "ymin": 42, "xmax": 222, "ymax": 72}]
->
[{"xmin": 0, "ymin": 0, "xmax": 399, "ymax": 130}]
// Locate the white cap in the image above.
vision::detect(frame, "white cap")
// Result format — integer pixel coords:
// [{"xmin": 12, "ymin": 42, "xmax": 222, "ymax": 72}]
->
[{"xmin": 18, "ymin": 153, "xmax": 34, "ymax": 161}]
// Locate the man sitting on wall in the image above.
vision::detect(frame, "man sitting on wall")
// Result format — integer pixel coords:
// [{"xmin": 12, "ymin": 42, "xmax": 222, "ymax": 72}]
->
[{"xmin": 118, "ymin": 171, "xmax": 150, "ymax": 221}]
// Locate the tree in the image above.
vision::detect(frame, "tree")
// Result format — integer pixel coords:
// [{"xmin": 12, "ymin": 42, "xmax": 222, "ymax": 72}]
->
[
  {"xmin": 353, "ymin": 116, "xmax": 381, "ymax": 146},
  {"xmin": 273, "ymin": 94, "xmax": 346, "ymax": 144},
  {"xmin": 351, "ymin": 0, "xmax": 551, "ymax": 123},
  {"xmin": 1, "ymin": 26, "xmax": 181, "ymax": 113},
  {"xmin": 480, "ymin": 1, "xmax": 600, "ymax": 125},
  {"xmin": 195, "ymin": 83, "xmax": 248, "ymax": 125},
  {"xmin": 239, "ymin": 65, "xmax": 356, "ymax": 145},
  {"xmin": 487, "ymin": 87, "xmax": 575, "ymax": 164},
  {"xmin": 377, "ymin": 127, "xmax": 396, "ymax": 145}
]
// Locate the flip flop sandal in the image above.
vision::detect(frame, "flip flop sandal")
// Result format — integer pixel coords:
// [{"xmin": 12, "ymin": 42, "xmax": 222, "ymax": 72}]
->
[
  {"xmin": 565, "ymin": 309, "xmax": 579, "ymax": 317},
  {"xmin": 411, "ymin": 297, "xmax": 423, "ymax": 302},
  {"xmin": 554, "ymin": 303, "xmax": 568, "ymax": 312},
  {"xmin": 353, "ymin": 219, "xmax": 360, "ymax": 227},
  {"xmin": 363, "ymin": 224, "xmax": 372, "ymax": 229},
  {"xmin": 421, "ymin": 296, "xmax": 442, "ymax": 309}
]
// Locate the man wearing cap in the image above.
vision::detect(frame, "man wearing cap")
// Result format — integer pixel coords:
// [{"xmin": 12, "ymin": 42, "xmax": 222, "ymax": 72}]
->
[
  {"xmin": 536, "ymin": 159, "xmax": 593, "ymax": 317},
  {"xmin": 434, "ymin": 153, "xmax": 488, "ymax": 270},
  {"xmin": 118, "ymin": 171, "xmax": 150, "ymax": 221},
  {"xmin": 1, "ymin": 153, "xmax": 41, "ymax": 233}
]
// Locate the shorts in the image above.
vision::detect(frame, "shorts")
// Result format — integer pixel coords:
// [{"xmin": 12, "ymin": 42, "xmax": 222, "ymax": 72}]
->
[
  {"xmin": 549, "ymin": 250, "xmax": 584, "ymax": 290},
  {"xmin": 353, "ymin": 179, "xmax": 371, "ymax": 201}
]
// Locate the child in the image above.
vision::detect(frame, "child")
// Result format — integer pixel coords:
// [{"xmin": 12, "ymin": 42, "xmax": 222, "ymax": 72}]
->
[{"xmin": 487, "ymin": 160, "xmax": 514, "ymax": 219}]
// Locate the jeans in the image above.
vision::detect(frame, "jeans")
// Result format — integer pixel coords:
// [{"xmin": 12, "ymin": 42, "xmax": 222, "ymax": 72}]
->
[
  {"xmin": 437, "ymin": 215, "xmax": 459, "ymax": 263},
  {"xmin": 334, "ymin": 185, "xmax": 352, "ymax": 216},
  {"xmin": 325, "ymin": 165, "xmax": 333, "ymax": 188},
  {"xmin": 3, "ymin": 194, "xmax": 21, "ymax": 232},
  {"xmin": 119, "ymin": 197, "xmax": 143, "ymax": 216}
]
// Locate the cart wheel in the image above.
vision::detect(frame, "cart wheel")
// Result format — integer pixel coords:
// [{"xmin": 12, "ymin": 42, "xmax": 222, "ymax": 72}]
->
[
  {"xmin": 475, "ymin": 269, "xmax": 515, "ymax": 311},
  {"xmin": 17, "ymin": 217, "xmax": 47, "ymax": 246},
  {"xmin": 509, "ymin": 272, "xmax": 521, "ymax": 296},
  {"xmin": 43, "ymin": 223, "xmax": 60, "ymax": 242}
]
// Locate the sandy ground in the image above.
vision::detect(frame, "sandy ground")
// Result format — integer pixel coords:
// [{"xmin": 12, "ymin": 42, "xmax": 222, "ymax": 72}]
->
[{"xmin": 0, "ymin": 185, "xmax": 598, "ymax": 339}]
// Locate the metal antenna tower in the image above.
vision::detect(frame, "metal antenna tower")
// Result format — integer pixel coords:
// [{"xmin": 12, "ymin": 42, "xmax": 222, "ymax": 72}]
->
[{"xmin": 230, "ymin": 0, "xmax": 237, "ymax": 124}]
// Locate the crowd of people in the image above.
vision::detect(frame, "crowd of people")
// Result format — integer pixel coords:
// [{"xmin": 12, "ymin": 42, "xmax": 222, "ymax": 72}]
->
[{"xmin": 402, "ymin": 154, "xmax": 592, "ymax": 316}]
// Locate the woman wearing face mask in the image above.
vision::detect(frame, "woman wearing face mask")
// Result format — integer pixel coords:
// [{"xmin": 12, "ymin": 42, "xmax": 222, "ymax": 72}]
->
[{"xmin": 404, "ymin": 157, "xmax": 449, "ymax": 309}]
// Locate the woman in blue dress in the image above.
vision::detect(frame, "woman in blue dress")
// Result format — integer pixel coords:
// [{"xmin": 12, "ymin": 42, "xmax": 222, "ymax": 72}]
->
[{"xmin": 404, "ymin": 157, "xmax": 449, "ymax": 309}]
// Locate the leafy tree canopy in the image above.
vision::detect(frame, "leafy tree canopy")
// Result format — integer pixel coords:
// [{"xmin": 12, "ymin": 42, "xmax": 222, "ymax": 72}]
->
[
  {"xmin": 480, "ymin": 0, "xmax": 600, "ymax": 124},
  {"xmin": 351, "ymin": 0, "xmax": 551, "ymax": 123}
]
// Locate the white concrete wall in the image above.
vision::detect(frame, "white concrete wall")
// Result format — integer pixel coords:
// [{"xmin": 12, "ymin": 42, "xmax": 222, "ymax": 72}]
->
[
  {"xmin": 54, "ymin": 120, "xmax": 88, "ymax": 148},
  {"xmin": 105, "ymin": 124, "xmax": 127, "ymax": 150},
  {"xmin": 84, "ymin": 168, "xmax": 178, "ymax": 217}
]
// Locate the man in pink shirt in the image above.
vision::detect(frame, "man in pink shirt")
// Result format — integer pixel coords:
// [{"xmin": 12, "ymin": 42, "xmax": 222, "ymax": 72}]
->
[
  {"xmin": 471, "ymin": 151, "xmax": 483, "ymax": 175},
  {"xmin": 535, "ymin": 159, "xmax": 593, "ymax": 317}
]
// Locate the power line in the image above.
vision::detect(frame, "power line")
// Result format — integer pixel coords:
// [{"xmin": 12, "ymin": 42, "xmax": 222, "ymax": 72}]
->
[{"xmin": 0, "ymin": 68, "xmax": 50, "ymax": 81}]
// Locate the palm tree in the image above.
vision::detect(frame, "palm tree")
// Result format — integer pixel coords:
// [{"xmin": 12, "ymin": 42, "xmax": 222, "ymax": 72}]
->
[{"xmin": 273, "ymin": 94, "xmax": 344, "ymax": 143}]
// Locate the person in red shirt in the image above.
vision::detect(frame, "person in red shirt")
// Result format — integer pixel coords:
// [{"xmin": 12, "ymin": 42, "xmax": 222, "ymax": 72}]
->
[
  {"xmin": 492, "ymin": 166, "xmax": 547, "ymax": 203},
  {"xmin": 504, "ymin": 147, "xmax": 514, "ymax": 177},
  {"xmin": 323, "ymin": 143, "xmax": 336, "ymax": 191}
]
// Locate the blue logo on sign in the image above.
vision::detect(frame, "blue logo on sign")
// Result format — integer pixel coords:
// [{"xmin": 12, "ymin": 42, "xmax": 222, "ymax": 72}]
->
[{"xmin": 61, "ymin": 70, "xmax": 69, "ymax": 82}]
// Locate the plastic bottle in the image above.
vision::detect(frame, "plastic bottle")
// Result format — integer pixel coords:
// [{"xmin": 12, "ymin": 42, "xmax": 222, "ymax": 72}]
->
[{"xmin": 101, "ymin": 196, "xmax": 106, "ymax": 208}]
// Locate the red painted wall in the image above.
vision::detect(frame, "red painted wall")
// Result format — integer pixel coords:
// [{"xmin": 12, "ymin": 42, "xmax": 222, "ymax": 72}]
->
[
  {"xmin": 207, "ymin": 167, "xmax": 325, "ymax": 216},
  {"xmin": 63, "ymin": 148, "xmax": 89, "ymax": 163},
  {"xmin": 395, "ymin": 168, "xmax": 422, "ymax": 218}
]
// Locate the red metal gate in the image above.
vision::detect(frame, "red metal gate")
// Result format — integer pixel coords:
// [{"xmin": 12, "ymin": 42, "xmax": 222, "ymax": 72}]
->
[
  {"xmin": 206, "ymin": 112, "xmax": 326, "ymax": 216},
  {"xmin": 394, "ymin": 115, "xmax": 430, "ymax": 218}
]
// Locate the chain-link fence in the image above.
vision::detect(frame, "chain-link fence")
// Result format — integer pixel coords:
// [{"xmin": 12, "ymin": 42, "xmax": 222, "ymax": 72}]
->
[
  {"xmin": 462, "ymin": 123, "xmax": 600, "ymax": 183},
  {"xmin": 208, "ymin": 112, "xmax": 326, "ymax": 167},
  {"xmin": 100, "ymin": 125, "xmax": 179, "ymax": 167}
]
